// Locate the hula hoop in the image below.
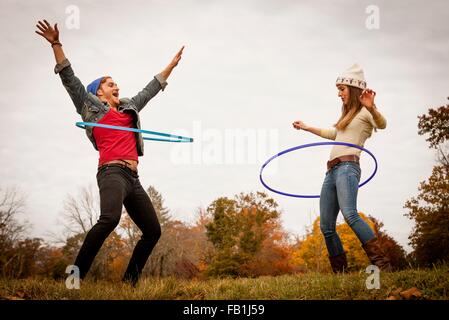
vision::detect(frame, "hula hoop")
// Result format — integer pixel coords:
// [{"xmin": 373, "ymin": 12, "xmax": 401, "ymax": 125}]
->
[
  {"xmin": 259, "ymin": 141, "xmax": 378, "ymax": 199},
  {"xmin": 75, "ymin": 122, "xmax": 193, "ymax": 143}
]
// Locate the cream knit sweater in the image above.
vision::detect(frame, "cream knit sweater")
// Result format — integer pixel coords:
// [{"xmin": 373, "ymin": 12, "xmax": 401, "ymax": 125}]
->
[{"xmin": 319, "ymin": 107, "xmax": 387, "ymax": 161}]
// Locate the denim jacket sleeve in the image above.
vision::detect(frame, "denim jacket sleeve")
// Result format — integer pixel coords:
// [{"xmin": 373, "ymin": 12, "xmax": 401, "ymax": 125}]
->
[
  {"xmin": 54, "ymin": 59, "xmax": 88, "ymax": 115},
  {"xmin": 131, "ymin": 73, "xmax": 168, "ymax": 112}
]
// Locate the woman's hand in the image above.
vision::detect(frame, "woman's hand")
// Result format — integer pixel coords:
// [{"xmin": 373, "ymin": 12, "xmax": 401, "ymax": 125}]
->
[
  {"xmin": 359, "ymin": 88, "xmax": 376, "ymax": 110},
  {"xmin": 35, "ymin": 20, "xmax": 60, "ymax": 44},
  {"xmin": 293, "ymin": 120, "xmax": 309, "ymax": 131}
]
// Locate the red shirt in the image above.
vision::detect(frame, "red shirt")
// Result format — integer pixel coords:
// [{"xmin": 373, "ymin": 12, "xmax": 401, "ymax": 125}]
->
[{"xmin": 93, "ymin": 108, "xmax": 138, "ymax": 166}]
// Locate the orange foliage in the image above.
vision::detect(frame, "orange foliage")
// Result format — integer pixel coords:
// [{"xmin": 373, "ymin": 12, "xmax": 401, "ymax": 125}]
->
[{"xmin": 291, "ymin": 213, "xmax": 375, "ymax": 272}]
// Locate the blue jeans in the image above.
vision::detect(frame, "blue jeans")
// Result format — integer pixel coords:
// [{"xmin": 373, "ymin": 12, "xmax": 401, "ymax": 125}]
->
[{"xmin": 319, "ymin": 161, "xmax": 376, "ymax": 257}]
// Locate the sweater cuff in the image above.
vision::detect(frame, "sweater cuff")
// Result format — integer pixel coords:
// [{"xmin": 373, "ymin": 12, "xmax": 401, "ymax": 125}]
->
[
  {"xmin": 372, "ymin": 113, "xmax": 387, "ymax": 129},
  {"xmin": 155, "ymin": 73, "xmax": 168, "ymax": 91},
  {"xmin": 54, "ymin": 59, "xmax": 71, "ymax": 74}
]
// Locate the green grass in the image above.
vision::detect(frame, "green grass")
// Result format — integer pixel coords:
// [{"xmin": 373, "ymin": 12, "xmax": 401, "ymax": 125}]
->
[{"xmin": 1, "ymin": 265, "xmax": 448, "ymax": 300}]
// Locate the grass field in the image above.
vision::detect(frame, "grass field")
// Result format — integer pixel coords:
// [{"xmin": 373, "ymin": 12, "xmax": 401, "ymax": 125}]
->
[{"xmin": 1, "ymin": 265, "xmax": 448, "ymax": 300}]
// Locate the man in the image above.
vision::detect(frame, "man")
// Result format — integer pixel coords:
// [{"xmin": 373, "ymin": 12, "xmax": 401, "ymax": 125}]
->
[{"xmin": 35, "ymin": 19, "xmax": 184, "ymax": 286}]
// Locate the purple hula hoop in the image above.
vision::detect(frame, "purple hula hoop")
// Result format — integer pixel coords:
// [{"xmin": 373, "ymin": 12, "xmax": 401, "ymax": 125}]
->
[{"xmin": 259, "ymin": 141, "xmax": 378, "ymax": 198}]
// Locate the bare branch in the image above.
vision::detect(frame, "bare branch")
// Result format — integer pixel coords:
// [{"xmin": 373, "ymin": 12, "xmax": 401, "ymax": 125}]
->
[
  {"xmin": 61, "ymin": 184, "xmax": 100, "ymax": 237},
  {"xmin": 0, "ymin": 186, "xmax": 28, "ymax": 244}
]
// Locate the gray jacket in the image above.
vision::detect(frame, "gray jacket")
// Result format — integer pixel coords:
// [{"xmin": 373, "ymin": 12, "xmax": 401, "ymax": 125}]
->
[{"xmin": 54, "ymin": 59, "xmax": 167, "ymax": 156}]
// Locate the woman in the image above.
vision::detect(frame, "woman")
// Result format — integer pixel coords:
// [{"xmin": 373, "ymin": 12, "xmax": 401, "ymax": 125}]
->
[
  {"xmin": 293, "ymin": 64, "xmax": 392, "ymax": 273},
  {"xmin": 35, "ymin": 20, "xmax": 184, "ymax": 285}
]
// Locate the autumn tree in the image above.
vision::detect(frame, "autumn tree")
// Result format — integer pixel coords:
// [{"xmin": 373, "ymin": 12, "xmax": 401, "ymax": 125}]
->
[
  {"xmin": 241, "ymin": 213, "xmax": 294, "ymax": 276},
  {"xmin": 205, "ymin": 191, "xmax": 293, "ymax": 277},
  {"xmin": 188, "ymin": 208, "xmax": 215, "ymax": 274},
  {"xmin": 6, "ymin": 238, "xmax": 43, "ymax": 278},
  {"xmin": 143, "ymin": 208, "xmax": 214, "ymax": 279},
  {"xmin": 417, "ymin": 102, "xmax": 449, "ymax": 162},
  {"xmin": 34, "ymin": 244, "xmax": 67, "ymax": 279},
  {"xmin": 404, "ymin": 99, "xmax": 449, "ymax": 266}
]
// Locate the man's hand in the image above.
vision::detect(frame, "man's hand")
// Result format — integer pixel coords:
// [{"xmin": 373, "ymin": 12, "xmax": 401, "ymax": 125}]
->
[
  {"xmin": 170, "ymin": 46, "xmax": 184, "ymax": 68},
  {"xmin": 160, "ymin": 46, "xmax": 185, "ymax": 80},
  {"xmin": 35, "ymin": 20, "xmax": 60, "ymax": 44}
]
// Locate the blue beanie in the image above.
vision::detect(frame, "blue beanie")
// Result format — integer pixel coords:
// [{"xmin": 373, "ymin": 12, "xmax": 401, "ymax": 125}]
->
[{"xmin": 86, "ymin": 77, "xmax": 104, "ymax": 96}]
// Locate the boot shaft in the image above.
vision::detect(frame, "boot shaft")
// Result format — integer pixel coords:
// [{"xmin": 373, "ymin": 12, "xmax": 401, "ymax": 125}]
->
[
  {"xmin": 362, "ymin": 237, "xmax": 393, "ymax": 272},
  {"xmin": 329, "ymin": 253, "xmax": 348, "ymax": 273}
]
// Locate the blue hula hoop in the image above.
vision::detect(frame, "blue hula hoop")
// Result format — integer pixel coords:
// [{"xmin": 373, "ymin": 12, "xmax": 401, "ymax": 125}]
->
[
  {"xmin": 75, "ymin": 122, "xmax": 193, "ymax": 143},
  {"xmin": 259, "ymin": 141, "xmax": 378, "ymax": 199}
]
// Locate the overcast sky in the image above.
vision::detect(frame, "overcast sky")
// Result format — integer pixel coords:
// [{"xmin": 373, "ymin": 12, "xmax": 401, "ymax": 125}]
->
[{"xmin": 1, "ymin": 0, "xmax": 448, "ymax": 252}]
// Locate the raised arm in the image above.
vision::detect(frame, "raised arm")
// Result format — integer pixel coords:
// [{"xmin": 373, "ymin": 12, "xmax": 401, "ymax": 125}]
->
[
  {"xmin": 35, "ymin": 20, "xmax": 65, "ymax": 64},
  {"xmin": 35, "ymin": 20, "xmax": 88, "ymax": 114},
  {"xmin": 293, "ymin": 120, "xmax": 337, "ymax": 140},
  {"xmin": 132, "ymin": 46, "xmax": 185, "ymax": 112},
  {"xmin": 159, "ymin": 46, "xmax": 184, "ymax": 80},
  {"xmin": 359, "ymin": 88, "xmax": 387, "ymax": 129}
]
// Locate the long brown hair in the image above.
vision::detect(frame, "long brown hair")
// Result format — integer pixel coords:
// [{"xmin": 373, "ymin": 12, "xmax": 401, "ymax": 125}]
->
[{"xmin": 334, "ymin": 85, "xmax": 363, "ymax": 131}]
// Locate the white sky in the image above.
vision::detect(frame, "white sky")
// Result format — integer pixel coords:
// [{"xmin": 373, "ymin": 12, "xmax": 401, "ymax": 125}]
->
[{"xmin": 1, "ymin": 0, "xmax": 448, "ymax": 252}]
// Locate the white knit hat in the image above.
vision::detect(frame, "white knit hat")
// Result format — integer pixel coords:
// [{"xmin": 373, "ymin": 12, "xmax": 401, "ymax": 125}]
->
[{"xmin": 336, "ymin": 63, "xmax": 367, "ymax": 89}]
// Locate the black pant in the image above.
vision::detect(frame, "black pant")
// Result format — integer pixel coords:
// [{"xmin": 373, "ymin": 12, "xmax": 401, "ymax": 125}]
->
[{"xmin": 74, "ymin": 164, "xmax": 161, "ymax": 284}]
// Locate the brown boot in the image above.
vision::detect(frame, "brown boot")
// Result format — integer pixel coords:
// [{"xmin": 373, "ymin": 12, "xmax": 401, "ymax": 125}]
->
[
  {"xmin": 329, "ymin": 253, "xmax": 348, "ymax": 273},
  {"xmin": 362, "ymin": 237, "xmax": 393, "ymax": 272}
]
